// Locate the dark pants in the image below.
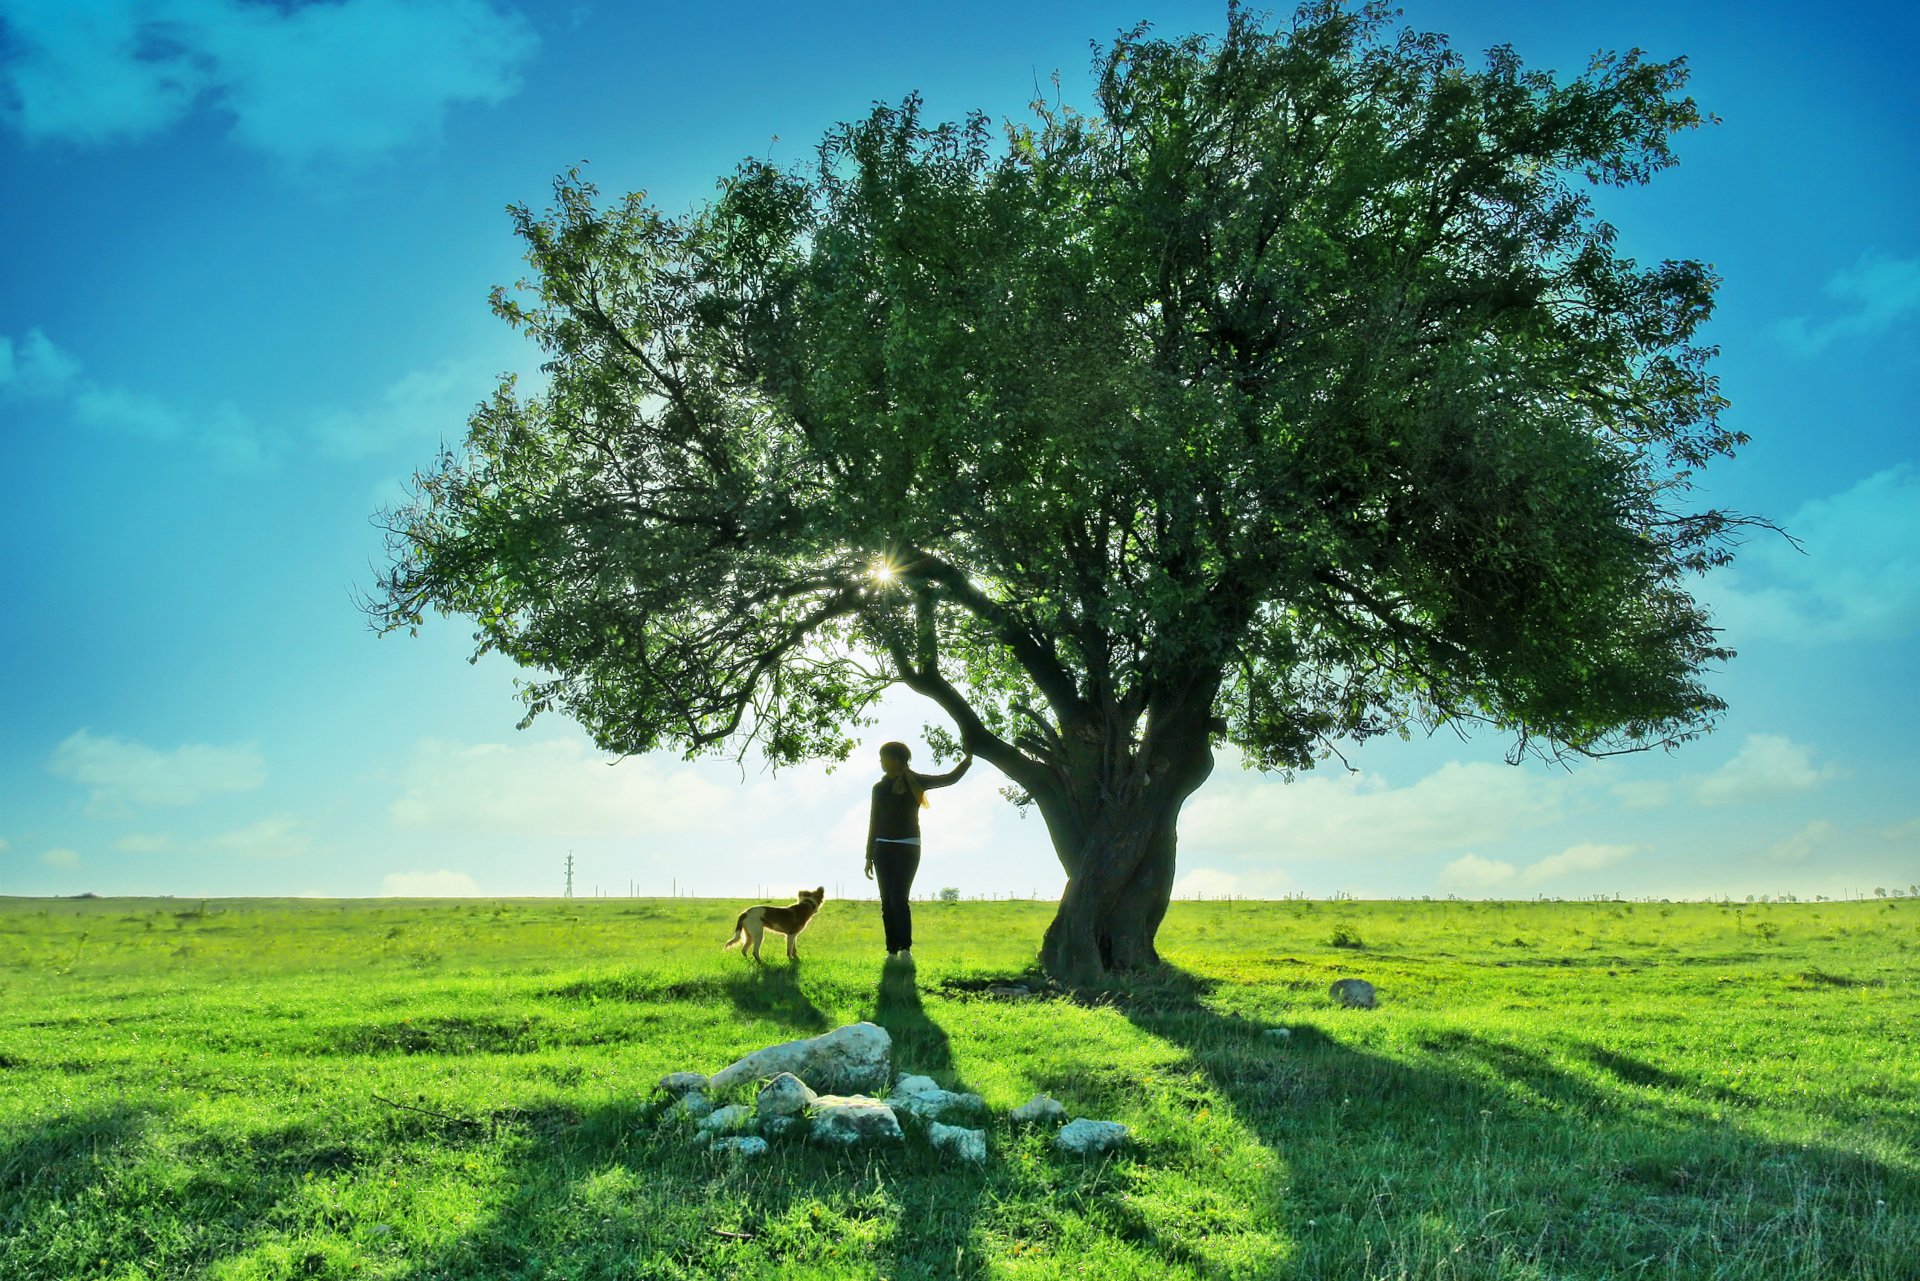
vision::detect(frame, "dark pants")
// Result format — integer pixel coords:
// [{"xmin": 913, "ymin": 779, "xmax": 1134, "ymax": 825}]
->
[{"xmin": 870, "ymin": 839, "xmax": 921, "ymax": 952}]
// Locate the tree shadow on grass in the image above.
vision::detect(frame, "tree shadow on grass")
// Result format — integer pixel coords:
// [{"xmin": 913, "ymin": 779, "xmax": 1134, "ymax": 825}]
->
[
  {"xmin": 365, "ymin": 961, "xmax": 993, "ymax": 1280},
  {"xmin": 0, "ymin": 1104, "xmax": 153, "ymax": 1270},
  {"xmin": 1095, "ymin": 962, "xmax": 1919, "ymax": 1279}
]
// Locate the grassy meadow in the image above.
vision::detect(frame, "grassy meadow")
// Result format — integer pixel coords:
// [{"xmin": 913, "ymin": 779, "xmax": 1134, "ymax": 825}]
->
[{"xmin": 1, "ymin": 893, "xmax": 1915, "ymax": 1280}]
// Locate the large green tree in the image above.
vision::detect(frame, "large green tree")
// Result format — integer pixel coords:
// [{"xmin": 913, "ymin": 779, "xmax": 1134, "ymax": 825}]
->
[{"xmin": 372, "ymin": 2, "xmax": 1750, "ymax": 984}]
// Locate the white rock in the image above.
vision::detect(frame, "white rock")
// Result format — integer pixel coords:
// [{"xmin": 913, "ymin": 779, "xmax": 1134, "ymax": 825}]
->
[
  {"xmin": 1329, "ymin": 978, "xmax": 1377, "ymax": 1009},
  {"xmin": 707, "ymin": 1022, "xmax": 892, "ymax": 1096},
  {"xmin": 1009, "ymin": 1094, "xmax": 1067, "ymax": 1126},
  {"xmin": 1263, "ymin": 1027, "xmax": 1293, "ymax": 1040},
  {"xmin": 697, "ymin": 1104, "xmax": 753, "ymax": 1134},
  {"xmin": 891, "ymin": 1074, "xmax": 941, "ymax": 1098},
  {"xmin": 669, "ymin": 1091, "xmax": 714, "ymax": 1120},
  {"xmin": 809, "ymin": 1094, "xmax": 904, "ymax": 1147},
  {"xmin": 890, "ymin": 1086, "xmax": 987, "ymax": 1126},
  {"xmin": 1054, "ymin": 1118, "xmax": 1128, "ymax": 1156},
  {"xmin": 928, "ymin": 1122, "xmax": 988, "ymax": 1165},
  {"xmin": 710, "ymin": 1136, "xmax": 769, "ymax": 1158},
  {"xmin": 658, "ymin": 1071, "xmax": 708, "ymax": 1096},
  {"xmin": 757, "ymin": 1072, "xmax": 818, "ymax": 1118}
]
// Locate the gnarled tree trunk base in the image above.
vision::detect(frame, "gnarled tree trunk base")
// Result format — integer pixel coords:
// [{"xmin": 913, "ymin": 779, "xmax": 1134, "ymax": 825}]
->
[{"xmin": 1039, "ymin": 816, "xmax": 1178, "ymax": 987}]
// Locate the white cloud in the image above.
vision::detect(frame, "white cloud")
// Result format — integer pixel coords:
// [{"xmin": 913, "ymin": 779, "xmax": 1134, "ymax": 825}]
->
[
  {"xmin": 210, "ymin": 816, "xmax": 312, "ymax": 860},
  {"xmin": 1170, "ymin": 865, "xmax": 1294, "ymax": 899},
  {"xmin": 0, "ymin": 327, "xmax": 81, "ymax": 395},
  {"xmin": 114, "ymin": 833, "xmax": 176, "ymax": 853},
  {"xmin": 42, "ymin": 847, "xmax": 81, "ymax": 868},
  {"xmin": 1691, "ymin": 734, "xmax": 1840, "ymax": 806},
  {"xmin": 1521, "ymin": 842, "xmax": 1636, "ymax": 886},
  {"xmin": 1708, "ymin": 467, "xmax": 1920, "ymax": 644},
  {"xmin": 0, "ymin": 836, "xmax": 9, "ymax": 854},
  {"xmin": 0, "ymin": 0, "xmax": 537, "ymax": 166},
  {"xmin": 309, "ymin": 357, "xmax": 491, "ymax": 460},
  {"xmin": 1773, "ymin": 251, "xmax": 1920, "ymax": 356},
  {"xmin": 1767, "ymin": 821, "xmax": 1836, "ymax": 865},
  {"xmin": 1, "ymin": 328, "xmax": 271, "ymax": 466},
  {"xmin": 381, "ymin": 869, "xmax": 481, "ymax": 896},
  {"xmin": 1184, "ymin": 755, "xmax": 1570, "ymax": 864},
  {"xmin": 50, "ymin": 729, "xmax": 266, "ymax": 810},
  {"xmin": 390, "ymin": 738, "xmax": 740, "ymax": 837},
  {"xmin": 1439, "ymin": 854, "xmax": 1517, "ymax": 892}
]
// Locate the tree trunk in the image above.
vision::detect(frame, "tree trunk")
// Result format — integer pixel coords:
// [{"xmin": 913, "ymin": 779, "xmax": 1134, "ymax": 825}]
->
[
  {"xmin": 1037, "ymin": 748, "xmax": 1211, "ymax": 987},
  {"xmin": 1038, "ymin": 808, "xmax": 1186, "ymax": 985}
]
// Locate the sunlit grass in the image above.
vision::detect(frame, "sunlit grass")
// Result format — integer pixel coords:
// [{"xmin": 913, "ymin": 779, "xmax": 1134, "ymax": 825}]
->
[{"xmin": 1, "ymin": 896, "xmax": 1914, "ymax": 1279}]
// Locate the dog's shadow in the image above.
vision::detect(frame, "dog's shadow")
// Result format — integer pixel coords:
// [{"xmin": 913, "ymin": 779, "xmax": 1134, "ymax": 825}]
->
[{"xmin": 719, "ymin": 963, "xmax": 829, "ymax": 1033}]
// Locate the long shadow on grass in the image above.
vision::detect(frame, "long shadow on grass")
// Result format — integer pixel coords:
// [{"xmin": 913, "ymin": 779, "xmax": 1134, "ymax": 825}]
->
[
  {"xmin": 865, "ymin": 960, "xmax": 989, "ymax": 1277},
  {"xmin": 385, "ymin": 964, "xmax": 989, "ymax": 1281},
  {"xmin": 721, "ymin": 962, "xmax": 830, "ymax": 1033},
  {"xmin": 1094, "ymin": 963, "xmax": 1917, "ymax": 1278}
]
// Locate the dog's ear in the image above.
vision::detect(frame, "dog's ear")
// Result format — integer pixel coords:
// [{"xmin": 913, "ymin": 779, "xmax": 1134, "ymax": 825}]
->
[{"xmin": 815, "ymin": 885, "xmax": 826, "ymax": 901}]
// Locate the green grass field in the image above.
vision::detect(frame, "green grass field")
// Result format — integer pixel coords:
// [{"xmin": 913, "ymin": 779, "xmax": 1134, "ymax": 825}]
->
[{"xmin": 2, "ymin": 894, "xmax": 1914, "ymax": 1280}]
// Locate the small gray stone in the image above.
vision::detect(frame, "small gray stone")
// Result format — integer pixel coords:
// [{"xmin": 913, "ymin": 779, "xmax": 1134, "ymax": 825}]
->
[
  {"xmin": 658, "ymin": 1071, "xmax": 708, "ymax": 1097},
  {"xmin": 761, "ymin": 1114, "xmax": 806, "ymax": 1140},
  {"xmin": 1009, "ymin": 1094, "xmax": 1067, "ymax": 1126},
  {"xmin": 890, "ymin": 1084, "xmax": 987, "ymax": 1127},
  {"xmin": 710, "ymin": 1136, "xmax": 770, "ymax": 1158},
  {"xmin": 757, "ymin": 1072, "xmax": 818, "ymax": 1118},
  {"xmin": 1054, "ymin": 1118, "xmax": 1128, "ymax": 1156},
  {"xmin": 986, "ymin": 984, "xmax": 1031, "ymax": 998},
  {"xmin": 809, "ymin": 1094, "xmax": 904, "ymax": 1147},
  {"xmin": 1263, "ymin": 1027, "xmax": 1293, "ymax": 1040},
  {"xmin": 669, "ymin": 1091, "xmax": 714, "ymax": 1120},
  {"xmin": 928, "ymin": 1122, "xmax": 988, "ymax": 1165},
  {"xmin": 890, "ymin": 1074, "xmax": 940, "ymax": 1098},
  {"xmin": 1329, "ymin": 978, "xmax": 1377, "ymax": 1009},
  {"xmin": 697, "ymin": 1104, "xmax": 753, "ymax": 1134}
]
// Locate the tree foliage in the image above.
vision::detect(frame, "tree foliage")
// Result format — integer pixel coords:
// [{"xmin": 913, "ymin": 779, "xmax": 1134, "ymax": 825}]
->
[{"xmin": 372, "ymin": 1, "xmax": 1748, "ymax": 975}]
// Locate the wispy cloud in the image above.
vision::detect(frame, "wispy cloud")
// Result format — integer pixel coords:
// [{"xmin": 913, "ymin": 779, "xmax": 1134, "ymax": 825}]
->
[
  {"xmin": 309, "ymin": 357, "xmax": 493, "ymax": 460},
  {"xmin": 2, "ymin": 327, "xmax": 494, "ymax": 467},
  {"xmin": 210, "ymin": 815, "xmax": 313, "ymax": 860},
  {"xmin": 1766, "ymin": 820, "xmax": 1836, "ymax": 865},
  {"xmin": 0, "ymin": 0, "xmax": 538, "ymax": 167},
  {"xmin": 382, "ymin": 869, "xmax": 481, "ymax": 896},
  {"xmin": 1438, "ymin": 853, "xmax": 1516, "ymax": 893},
  {"xmin": 390, "ymin": 738, "xmax": 738, "ymax": 838},
  {"xmin": 1773, "ymin": 251, "xmax": 1920, "ymax": 356},
  {"xmin": 42, "ymin": 847, "xmax": 82, "ymax": 868},
  {"xmin": 1169, "ymin": 865, "xmax": 1294, "ymax": 899},
  {"xmin": 1437, "ymin": 842, "xmax": 1638, "ymax": 896},
  {"xmin": 50, "ymin": 729, "xmax": 266, "ymax": 810},
  {"xmin": 115, "ymin": 833, "xmax": 177, "ymax": 853},
  {"xmin": 1183, "ymin": 755, "xmax": 1570, "ymax": 864},
  {"xmin": 1707, "ymin": 466, "xmax": 1920, "ymax": 644},
  {"xmin": 1520, "ymin": 841, "xmax": 1636, "ymax": 886},
  {"xmin": 1690, "ymin": 734, "xmax": 1840, "ymax": 806}
]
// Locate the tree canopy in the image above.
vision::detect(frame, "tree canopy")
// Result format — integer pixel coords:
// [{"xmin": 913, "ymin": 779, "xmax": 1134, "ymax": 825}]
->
[{"xmin": 372, "ymin": 1, "xmax": 1748, "ymax": 981}]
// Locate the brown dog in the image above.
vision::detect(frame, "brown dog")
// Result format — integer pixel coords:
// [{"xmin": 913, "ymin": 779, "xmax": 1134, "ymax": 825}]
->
[{"xmin": 723, "ymin": 887, "xmax": 825, "ymax": 963}]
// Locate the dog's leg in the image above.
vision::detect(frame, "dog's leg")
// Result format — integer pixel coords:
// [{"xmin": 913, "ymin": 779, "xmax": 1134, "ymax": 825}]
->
[
  {"xmin": 747, "ymin": 923, "xmax": 764, "ymax": 963},
  {"xmin": 787, "ymin": 932, "xmax": 799, "ymax": 960}
]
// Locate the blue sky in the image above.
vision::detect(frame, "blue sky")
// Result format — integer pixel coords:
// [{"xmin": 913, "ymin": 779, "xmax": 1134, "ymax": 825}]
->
[{"xmin": 2, "ymin": 0, "xmax": 1915, "ymax": 904}]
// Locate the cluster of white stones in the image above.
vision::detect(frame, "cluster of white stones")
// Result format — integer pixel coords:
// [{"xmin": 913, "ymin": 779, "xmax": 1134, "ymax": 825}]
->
[{"xmin": 653, "ymin": 1021, "xmax": 1130, "ymax": 1162}]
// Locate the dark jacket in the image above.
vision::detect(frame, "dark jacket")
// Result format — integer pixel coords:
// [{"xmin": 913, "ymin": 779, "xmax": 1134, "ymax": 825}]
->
[{"xmin": 867, "ymin": 759, "xmax": 971, "ymax": 844}]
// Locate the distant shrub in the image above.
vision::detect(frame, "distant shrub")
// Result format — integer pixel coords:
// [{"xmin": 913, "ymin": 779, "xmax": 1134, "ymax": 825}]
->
[
  {"xmin": 1327, "ymin": 925, "xmax": 1364, "ymax": 950},
  {"xmin": 938, "ymin": 887, "xmax": 961, "ymax": 903}
]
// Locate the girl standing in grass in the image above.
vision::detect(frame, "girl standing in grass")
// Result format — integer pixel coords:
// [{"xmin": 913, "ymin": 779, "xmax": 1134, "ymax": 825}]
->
[{"xmin": 863, "ymin": 740, "xmax": 970, "ymax": 962}]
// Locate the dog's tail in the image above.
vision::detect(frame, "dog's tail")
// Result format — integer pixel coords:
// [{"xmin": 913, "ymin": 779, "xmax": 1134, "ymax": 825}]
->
[{"xmin": 722, "ymin": 908, "xmax": 751, "ymax": 950}]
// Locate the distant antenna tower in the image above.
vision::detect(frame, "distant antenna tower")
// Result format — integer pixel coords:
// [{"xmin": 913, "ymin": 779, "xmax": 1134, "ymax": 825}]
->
[{"xmin": 564, "ymin": 851, "xmax": 575, "ymax": 899}]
